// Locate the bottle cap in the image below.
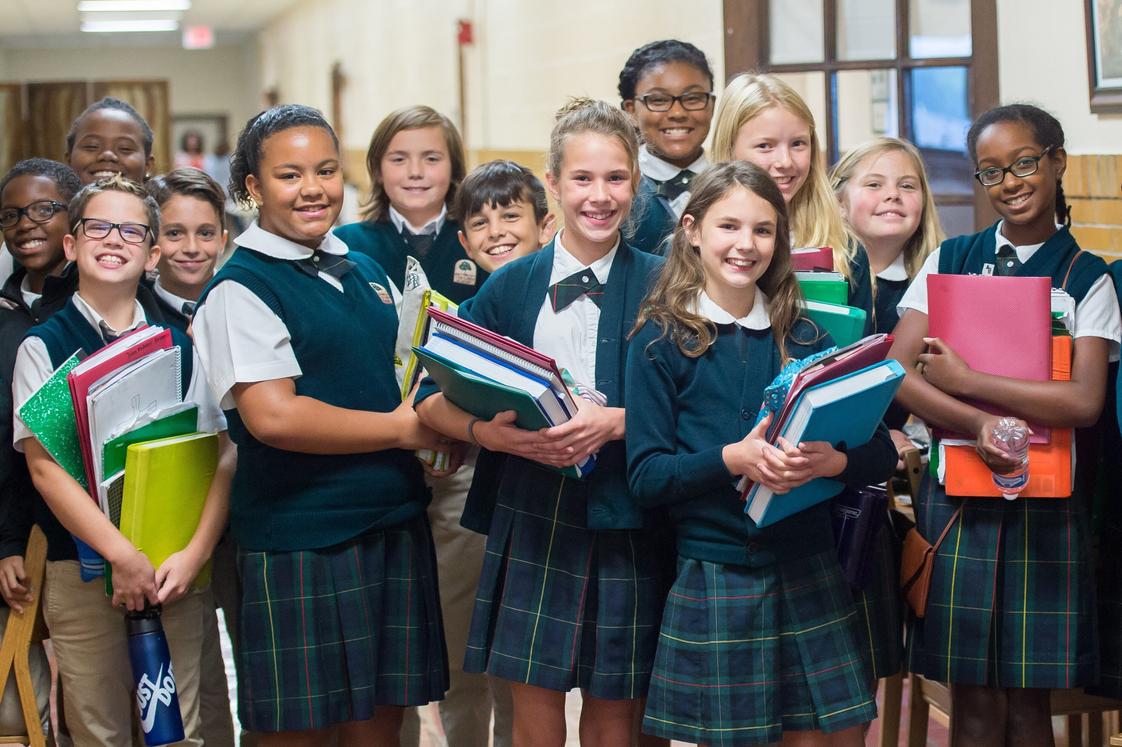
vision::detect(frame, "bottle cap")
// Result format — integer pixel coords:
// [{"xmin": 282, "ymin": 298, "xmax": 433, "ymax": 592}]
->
[
  {"xmin": 1002, "ymin": 491, "xmax": 1019, "ymax": 501},
  {"xmin": 125, "ymin": 605, "xmax": 163, "ymax": 634}
]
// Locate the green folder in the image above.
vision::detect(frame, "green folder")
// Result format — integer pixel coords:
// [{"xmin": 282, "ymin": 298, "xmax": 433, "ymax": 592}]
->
[
  {"xmin": 101, "ymin": 405, "xmax": 199, "ymax": 479},
  {"xmin": 797, "ymin": 274, "xmax": 848, "ymax": 305},
  {"xmin": 18, "ymin": 353, "xmax": 84, "ymax": 486},
  {"xmin": 803, "ymin": 300, "xmax": 868, "ymax": 346}
]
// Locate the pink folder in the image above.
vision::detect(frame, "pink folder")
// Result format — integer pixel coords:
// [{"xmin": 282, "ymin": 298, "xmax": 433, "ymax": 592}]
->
[
  {"xmin": 790, "ymin": 246, "xmax": 833, "ymax": 272},
  {"xmin": 926, "ymin": 274, "xmax": 1052, "ymax": 443}
]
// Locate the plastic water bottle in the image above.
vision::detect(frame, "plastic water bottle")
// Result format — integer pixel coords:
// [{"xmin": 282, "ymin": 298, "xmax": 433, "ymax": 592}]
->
[
  {"xmin": 991, "ymin": 417, "xmax": 1030, "ymax": 500},
  {"xmin": 126, "ymin": 606, "xmax": 185, "ymax": 745}
]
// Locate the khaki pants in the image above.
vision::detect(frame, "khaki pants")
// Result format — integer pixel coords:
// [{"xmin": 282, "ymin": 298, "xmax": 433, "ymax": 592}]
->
[
  {"xmin": 400, "ymin": 463, "xmax": 513, "ymax": 747},
  {"xmin": 198, "ymin": 536, "xmax": 236, "ymax": 747},
  {"xmin": 44, "ymin": 560, "xmax": 208, "ymax": 747},
  {"xmin": 0, "ymin": 607, "xmax": 51, "ymax": 739}
]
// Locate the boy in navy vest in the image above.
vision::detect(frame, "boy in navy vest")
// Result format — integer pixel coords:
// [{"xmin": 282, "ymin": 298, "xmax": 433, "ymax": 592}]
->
[{"xmin": 11, "ymin": 175, "xmax": 231, "ymax": 747}]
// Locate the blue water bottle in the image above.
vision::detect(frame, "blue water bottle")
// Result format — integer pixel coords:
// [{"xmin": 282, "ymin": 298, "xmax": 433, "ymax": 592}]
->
[{"xmin": 126, "ymin": 605, "xmax": 185, "ymax": 745}]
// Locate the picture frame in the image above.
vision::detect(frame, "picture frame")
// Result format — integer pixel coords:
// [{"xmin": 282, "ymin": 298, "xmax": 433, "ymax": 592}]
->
[
  {"xmin": 1085, "ymin": 0, "xmax": 1122, "ymax": 113},
  {"xmin": 170, "ymin": 113, "xmax": 229, "ymax": 162}
]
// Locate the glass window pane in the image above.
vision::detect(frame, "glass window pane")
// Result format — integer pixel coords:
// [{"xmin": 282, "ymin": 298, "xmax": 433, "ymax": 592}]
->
[
  {"xmin": 835, "ymin": 69, "xmax": 899, "ymax": 156},
  {"xmin": 773, "ymin": 72, "xmax": 828, "ymax": 150},
  {"xmin": 769, "ymin": 0, "xmax": 825, "ymax": 64},
  {"xmin": 934, "ymin": 200, "xmax": 975, "ymax": 237},
  {"xmin": 837, "ymin": 0, "xmax": 896, "ymax": 60},
  {"xmin": 910, "ymin": 66, "xmax": 970, "ymax": 152},
  {"xmin": 909, "ymin": 0, "xmax": 972, "ymax": 58}
]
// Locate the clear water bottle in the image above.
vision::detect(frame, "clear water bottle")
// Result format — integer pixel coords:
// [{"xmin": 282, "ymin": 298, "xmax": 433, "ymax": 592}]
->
[
  {"xmin": 991, "ymin": 417, "xmax": 1030, "ymax": 500},
  {"xmin": 126, "ymin": 606, "xmax": 185, "ymax": 745}
]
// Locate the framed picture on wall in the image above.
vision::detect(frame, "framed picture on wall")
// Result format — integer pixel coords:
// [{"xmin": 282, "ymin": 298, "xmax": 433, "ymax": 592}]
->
[
  {"xmin": 1086, "ymin": 0, "xmax": 1122, "ymax": 112},
  {"xmin": 170, "ymin": 113, "xmax": 229, "ymax": 168}
]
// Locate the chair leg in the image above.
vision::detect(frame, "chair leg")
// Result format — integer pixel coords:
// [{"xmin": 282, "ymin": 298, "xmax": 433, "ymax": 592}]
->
[
  {"xmin": 907, "ymin": 674, "xmax": 930, "ymax": 747},
  {"xmin": 14, "ymin": 650, "xmax": 46, "ymax": 747},
  {"xmin": 1067, "ymin": 713, "xmax": 1082, "ymax": 747},
  {"xmin": 880, "ymin": 673, "xmax": 904, "ymax": 747},
  {"xmin": 1090, "ymin": 712, "xmax": 1104, "ymax": 747}
]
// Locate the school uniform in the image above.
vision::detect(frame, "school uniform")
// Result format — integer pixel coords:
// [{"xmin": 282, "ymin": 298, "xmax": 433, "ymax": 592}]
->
[
  {"xmin": 415, "ymin": 233, "xmax": 667, "ymax": 698},
  {"xmin": 192, "ymin": 221, "xmax": 447, "ymax": 732},
  {"xmin": 11, "ymin": 292, "xmax": 223, "ymax": 747},
  {"xmin": 625, "ymin": 291, "xmax": 897, "ymax": 744},
  {"xmin": 899, "ymin": 221, "xmax": 1121, "ymax": 688},
  {"xmin": 845, "ymin": 243, "xmax": 876, "ymax": 337},
  {"xmin": 150, "ymin": 276, "xmax": 196, "ymax": 333},
  {"xmin": 625, "ymin": 146, "xmax": 707, "ymax": 255},
  {"xmin": 334, "ymin": 205, "xmax": 486, "ymax": 304}
]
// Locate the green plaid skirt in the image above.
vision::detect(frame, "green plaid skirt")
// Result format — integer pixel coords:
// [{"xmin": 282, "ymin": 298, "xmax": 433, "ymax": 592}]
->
[
  {"xmin": 642, "ymin": 551, "xmax": 876, "ymax": 745},
  {"xmin": 463, "ymin": 471, "xmax": 667, "ymax": 699},
  {"xmin": 236, "ymin": 515, "xmax": 448, "ymax": 732},
  {"xmin": 850, "ymin": 518, "xmax": 904, "ymax": 681},
  {"xmin": 906, "ymin": 475, "xmax": 1098, "ymax": 688},
  {"xmin": 1092, "ymin": 519, "xmax": 1122, "ymax": 698}
]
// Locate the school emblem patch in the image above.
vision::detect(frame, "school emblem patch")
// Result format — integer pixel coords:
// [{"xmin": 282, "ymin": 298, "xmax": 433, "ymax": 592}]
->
[
  {"xmin": 453, "ymin": 259, "xmax": 478, "ymax": 285},
  {"xmin": 369, "ymin": 282, "xmax": 393, "ymax": 304}
]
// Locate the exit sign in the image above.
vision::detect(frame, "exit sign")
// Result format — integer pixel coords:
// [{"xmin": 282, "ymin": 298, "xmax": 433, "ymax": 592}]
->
[{"xmin": 182, "ymin": 25, "xmax": 214, "ymax": 49}]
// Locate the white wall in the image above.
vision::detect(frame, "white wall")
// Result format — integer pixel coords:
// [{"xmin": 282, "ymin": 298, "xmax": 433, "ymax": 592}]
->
[{"xmin": 997, "ymin": 0, "xmax": 1122, "ymax": 154}]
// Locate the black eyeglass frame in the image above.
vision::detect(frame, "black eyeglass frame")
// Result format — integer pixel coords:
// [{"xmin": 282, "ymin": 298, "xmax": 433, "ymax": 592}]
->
[
  {"xmin": 633, "ymin": 92, "xmax": 716, "ymax": 112},
  {"xmin": 72, "ymin": 217, "xmax": 153, "ymax": 245},
  {"xmin": 974, "ymin": 146, "xmax": 1056, "ymax": 187},
  {"xmin": 0, "ymin": 200, "xmax": 68, "ymax": 230}
]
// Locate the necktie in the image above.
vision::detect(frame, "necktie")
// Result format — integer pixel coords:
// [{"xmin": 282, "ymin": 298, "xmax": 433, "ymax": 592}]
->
[
  {"xmin": 549, "ymin": 269, "xmax": 604, "ymax": 312},
  {"xmin": 297, "ymin": 250, "xmax": 356, "ymax": 281},
  {"xmin": 994, "ymin": 245, "xmax": 1022, "ymax": 276},
  {"xmin": 98, "ymin": 321, "xmax": 120, "ymax": 344},
  {"xmin": 181, "ymin": 301, "xmax": 196, "ymax": 317},
  {"xmin": 655, "ymin": 170, "xmax": 696, "ymax": 203},
  {"xmin": 402, "ymin": 228, "xmax": 436, "ymax": 257}
]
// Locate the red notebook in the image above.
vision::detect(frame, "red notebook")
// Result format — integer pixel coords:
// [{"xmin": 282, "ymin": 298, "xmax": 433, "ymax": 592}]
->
[
  {"xmin": 791, "ymin": 246, "xmax": 834, "ymax": 272},
  {"xmin": 927, "ymin": 274, "xmax": 1052, "ymax": 443}
]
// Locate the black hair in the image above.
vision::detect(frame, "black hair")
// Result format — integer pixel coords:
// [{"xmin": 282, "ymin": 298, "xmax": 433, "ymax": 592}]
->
[
  {"xmin": 65, "ymin": 97, "xmax": 154, "ymax": 157},
  {"xmin": 966, "ymin": 103, "xmax": 1071, "ymax": 227},
  {"xmin": 0, "ymin": 158, "xmax": 82, "ymax": 204},
  {"xmin": 228, "ymin": 104, "xmax": 339, "ymax": 210},
  {"xmin": 453, "ymin": 160, "xmax": 548, "ymax": 225},
  {"xmin": 617, "ymin": 39, "xmax": 714, "ymax": 102}
]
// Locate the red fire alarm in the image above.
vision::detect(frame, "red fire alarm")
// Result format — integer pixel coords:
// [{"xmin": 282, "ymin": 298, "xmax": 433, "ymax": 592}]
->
[{"xmin": 457, "ymin": 19, "xmax": 473, "ymax": 46}]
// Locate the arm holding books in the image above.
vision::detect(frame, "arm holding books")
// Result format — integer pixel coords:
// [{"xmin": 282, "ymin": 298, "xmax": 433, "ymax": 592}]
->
[{"xmin": 537, "ymin": 399, "xmax": 624, "ymax": 467}]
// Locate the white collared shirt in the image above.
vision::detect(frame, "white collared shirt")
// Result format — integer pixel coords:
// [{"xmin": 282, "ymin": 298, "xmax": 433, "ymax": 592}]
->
[
  {"xmin": 693, "ymin": 289, "xmax": 771, "ymax": 329},
  {"xmin": 12, "ymin": 292, "xmax": 226, "ymax": 449},
  {"xmin": 19, "ymin": 275, "xmax": 41, "ymax": 309},
  {"xmin": 532, "ymin": 231, "xmax": 618, "ymax": 388},
  {"xmin": 898, "ymin": 222, "xmax": 1121, "ymax": 359},
  {"xmin": 191, "ymin": 221, "xmax": 357, "ymax": 409},
  {"xmin": 153, "ymin": 277, "xmax": 195, "ymax": 314},
  {"xmin": 389, "ymin": 204, "xmax": 447, "ymax": 237},
  {"xmin": 638, "ymin": 145, "xmax": 708, "ymax": 219},
  {"xmin": 876, "ymin": 253, "xmax": 908, "ymax": 282}
]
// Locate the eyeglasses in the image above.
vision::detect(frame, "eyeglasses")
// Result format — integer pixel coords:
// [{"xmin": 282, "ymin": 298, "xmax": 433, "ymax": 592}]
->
[
  {"xmin": 0, "ymin": 200, "xmax": 67, "ymax": 230},
  {"xmin": 73, "ymin": 218, "xmax": 151, "ymax": 245},
  {"xmin": 633, "ymin": 92, "xmax": 715, "ymax": 112},
  {"xmin": 974, "ymin": 146, "xmax": 1054, "ymax": 187}
]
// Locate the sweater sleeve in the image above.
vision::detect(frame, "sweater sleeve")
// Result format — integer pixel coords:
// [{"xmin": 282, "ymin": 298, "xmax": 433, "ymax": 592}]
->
[
  {"xmin": 835, "ymin": 420, "xmax": 897, "ymax": 488},
  {"xmin": 625, "ymin": 326, "xmax": 734, "ymax": 508}
]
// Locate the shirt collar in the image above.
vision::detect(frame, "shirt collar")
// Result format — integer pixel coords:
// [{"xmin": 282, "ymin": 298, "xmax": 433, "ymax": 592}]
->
[
  {"xmin": 877, "ymin": 252, "xmax": 908, "ymax": 281},
  {"xmin": 994, "ymin": 220, "xmax": 1063, "ymax": 264},
  {"xmin": 234, "ymin": 220, "xmax": 349, "ymax": 260},
  {"xmin": 153, "ymin": 277, "xmax": 194, "ymax": 310},
  {"xmin": 550, "ymin": 230, "xmax": 619, "ymax": 285},
  {"xmin": 693, "ymin": 289, "xmax": 771, "ymax": 330},
  {"xmin": 19, "ymin": 275, "xmax": 41, "ymax": 309},
  {"xmin": 389, "ymin": 204, "xmax": 446, "ymax": 236},
  {"xmin": 71, "ymin": 292, "xmax": 146, "ymax": 340},
  {"xmin": 638, "ymin": 144, "xmax": 708, "ymax": 182}
]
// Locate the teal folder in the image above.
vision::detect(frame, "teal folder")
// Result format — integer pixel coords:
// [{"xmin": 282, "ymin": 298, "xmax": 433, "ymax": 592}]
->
[
  {"xmin": 803, "ymin": 299, "xmax": 867, "ymax": 346},
  {"xmin": 745, "ymin": 359, "xmax": 904, "ymax": 528},
  {"xmin": 797, "ymin": 274, "xmax": 848, "ymax": 304}
]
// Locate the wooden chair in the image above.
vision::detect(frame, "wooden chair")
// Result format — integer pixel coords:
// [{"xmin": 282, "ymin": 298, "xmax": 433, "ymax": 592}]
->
[{"xmin": 0, "ymin": 525, "xmax": 48, "ymax": 747}]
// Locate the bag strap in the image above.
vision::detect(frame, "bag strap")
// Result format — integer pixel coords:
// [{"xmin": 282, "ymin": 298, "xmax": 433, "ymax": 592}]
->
[
  {"xmin": 1061, "ymin": 249, "xmax": 1084, "ymax": 292},
  {"xmin": 931, "ymin": 504, "xmax": 964, "ymax": 552}
]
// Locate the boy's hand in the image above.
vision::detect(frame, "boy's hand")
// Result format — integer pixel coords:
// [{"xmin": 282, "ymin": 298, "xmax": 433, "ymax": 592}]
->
[
  {"xmin": 420, "ymin": 442, "xmax": 466, "ymax": 478},
  {"xmin": 155, "ymin": 549, "xmax": 205, "ymax": 605},
  {"xmin": 0, "ymin": 555, "xmax": 32, "ymax": 613},
  {"xmin": 110, "ymin": 547, "xmax": 159, "ymax": 611},
  {"xmin": 474, "ymin": 411, "xmax": 572, "ymax": 465}
]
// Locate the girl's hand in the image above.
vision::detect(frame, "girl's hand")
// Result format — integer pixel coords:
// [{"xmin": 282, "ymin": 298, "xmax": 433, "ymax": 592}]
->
[
  {"xmin": 974, "ymin": 414, "xmax": 1027, "ymax": 474},
  {"xmin": 538, "ymin": 401, "xmax": 624, "ymax": 466},
  {"xmin": 391, "ymin": 398, "xmax": 447, "ymax": 452},
  {"xmin": 917, "ymin": 337, "xmax": 973, "ymax": 397},
  {"xmin": 724, "ymin": 415, "xmax": 812, "ymax": 495},
  {"xmin": 110, "ymin": 547, "xmax": 158, "ymax": 612},
  {"xmin": 798, "ymin": 441, "xmax": 848, "ymax": 481},
  {"xmin": 155, "ymin": 549, "xmax": 206, "ymax": 605},
  {"xmin": 474, "ymin": 411, "xmax": 573, "ymax": 465},
  {"xmin": 890, "ymin": 428, "xmax": 913, "ymax": 470},
  {"xmin": 0, "ymin": 555, "xmax": 32, "ymax": 613}
]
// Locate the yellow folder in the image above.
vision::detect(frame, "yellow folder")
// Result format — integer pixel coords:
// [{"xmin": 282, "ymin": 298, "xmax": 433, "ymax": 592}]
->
[{"xmin": 120, "ymin": 432, "xmax": 218, "ymax": 588}]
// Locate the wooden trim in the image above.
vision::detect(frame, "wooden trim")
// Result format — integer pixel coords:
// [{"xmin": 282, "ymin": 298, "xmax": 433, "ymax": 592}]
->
[
  {"xmin": 723, "ymin": 0, "xmax": 764, "ymax": 78},
  {"xmin": 970, "ymin": 0, "xmax": 1000, "ymax": 229},
  {"xmin": 1085, "ymin": 0, "xmax": 1122, "ymax": 113}
]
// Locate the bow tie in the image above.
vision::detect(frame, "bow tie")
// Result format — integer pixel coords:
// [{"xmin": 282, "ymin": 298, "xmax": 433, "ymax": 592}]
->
[
  {"xmin": 994, "ymin": 245, "xmax": 1022, "ymax": 276},
  {"xmin": 549, "ymin": 269, "xmax": 604, "ymax": 312},
  {"xmin": 654, "ymin": 170, "xmax": 696, "ymax": 203},
  {"xmin": 181, "ymin": 301, "xmax": 196, "ymax": 317},
  {"xmin": 402, "ymin": 228, "xmax": 436, "ymax": 257},
  {"xmin": 296, "ymin": 250, "xmax": 356, "ymax": 281}
]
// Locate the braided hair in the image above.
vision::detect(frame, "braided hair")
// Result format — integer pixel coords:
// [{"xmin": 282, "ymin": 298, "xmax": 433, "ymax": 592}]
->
[{"xmin": 617, "ymin": 39, "xmax": 714, "ymax": 103}]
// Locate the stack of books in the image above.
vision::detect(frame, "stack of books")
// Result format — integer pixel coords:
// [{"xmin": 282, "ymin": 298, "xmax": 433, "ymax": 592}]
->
[
  {"xmin": 793, "ymin": 248, "xmax": 867, "ymax": 346},
  {"xmin": 413, "ymin": 308, "xmax": 596, "ymax": 478},
  {"xmin": 397, "ymin": 288, "xmax": 458, "ymax": 470},
  {"xmin": 738, "ymin": 333, "xmax": 904, "ymax": 527}
]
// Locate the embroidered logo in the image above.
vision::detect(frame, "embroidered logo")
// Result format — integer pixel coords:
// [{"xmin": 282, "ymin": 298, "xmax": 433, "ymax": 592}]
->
[
  {"xmin": 982, "ymin": 263, "xmax": 995, "ymax": 276},
  {"xmin": 369, "ymin": 282, "xmax": 393, "ymax": 304},
  {"xmin": 453, "ymin": 259, "xmax": 478, "ymax": 285}
]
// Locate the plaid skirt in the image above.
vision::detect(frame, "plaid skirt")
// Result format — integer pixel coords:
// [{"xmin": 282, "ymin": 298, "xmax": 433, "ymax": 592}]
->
[
  {"xmin": 906, "ymin": 474, "xmax": 1098, "ymax": 688},
  {"xmin": 642, "ymin": 551, "xmax": 876, "ymax": 745},
  {"xmin": 236, "ymin": 515, "xmax": 448, "ymax": 732},
  {"xmin": 463, "ymin": 471, "xmax": 667, "ymax": 699},
  {"xmin": 850, "ymin": 519, "xmax": 904, "ymax": 681}
]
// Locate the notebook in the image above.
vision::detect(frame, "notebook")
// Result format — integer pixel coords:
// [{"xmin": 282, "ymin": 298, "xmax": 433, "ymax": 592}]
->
[
  {"xmin": 802, "ymin": 299, "xmax": 867, "ymax": 346},
  {"xmin": 797, "ymin": 272, "xmax": 848, "ymax": 304},
  {"xmin": 791, "ymin": 246, "xmax": 834, "ymax": 272}
]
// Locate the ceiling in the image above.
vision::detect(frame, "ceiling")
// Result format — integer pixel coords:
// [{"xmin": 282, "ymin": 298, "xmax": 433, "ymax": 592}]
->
[{"xmin": 0, "ymin": 0, "xmax": 303, "ymax": 47}]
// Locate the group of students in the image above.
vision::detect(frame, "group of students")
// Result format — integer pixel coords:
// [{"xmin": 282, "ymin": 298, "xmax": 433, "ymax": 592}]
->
[{"xmin": 0, "ymin": 35, "xmax": 1117, "ymax": 747}]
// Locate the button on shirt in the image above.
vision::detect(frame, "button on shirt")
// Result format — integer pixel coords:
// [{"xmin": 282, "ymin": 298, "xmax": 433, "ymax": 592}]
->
[
  {"xmin": 532, "ymin": 232, "xmax": 618, "ymax": 388},
  {"xmin": 12, "ymin": 292, "xmax": 226, "ymax": 449},
  {"xmin": 192, "ymin": 221, "xmax": 354, "ymax": 409},
  {"xmin": 638, "ymin": 145, "xmax": 708, "ymax": 220}
]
